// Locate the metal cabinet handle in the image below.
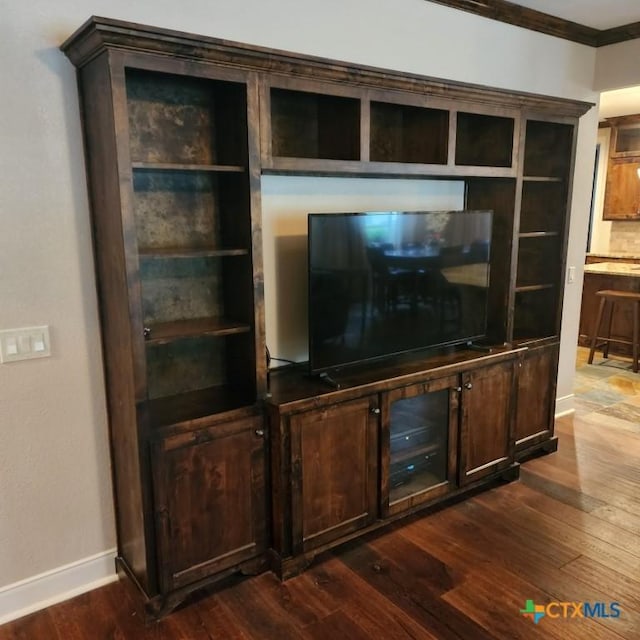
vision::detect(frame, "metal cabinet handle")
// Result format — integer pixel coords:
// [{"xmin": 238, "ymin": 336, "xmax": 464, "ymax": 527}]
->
[
  {"xmin": 371, "ymin": 407, "xmax": 381, "ymax": 415},
  {"xmin": 452, "ymin": 386, "xmax": 462, "ymax": 392},
  {"xmin": 255, "ymin": 429, "xmax": 265, "ymax": 437},
  {"xmin": 465, "ymin": 381, "xmax": 473, "ymax": 390},
  {"xmin": 143, "ymin": 327, "xmax": 152, "ymax": 339}
]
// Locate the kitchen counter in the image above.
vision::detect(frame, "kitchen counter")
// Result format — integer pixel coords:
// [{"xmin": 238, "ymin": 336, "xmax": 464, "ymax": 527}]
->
[
  {"xmin": 584, "ymin": 261, "xmax": 640, "ymax": 277},
  {"xmin": 585, "ymin": 253, "xmax": 640, "ymax": 265}
]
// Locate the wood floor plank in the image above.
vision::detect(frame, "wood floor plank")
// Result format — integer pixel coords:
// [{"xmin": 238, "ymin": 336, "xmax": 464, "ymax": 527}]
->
[
  {"xmin": 0, "ymin": 609, "xmax": 61, "ymax": 640},
  {"xmin": 402, "ymin": 495, "xmax": 631, "ymax": 638},
  {"xmin": 336, "ymin": 535, "xmax": 495, "ymax": 640},
  {"xmin": 590, "ymin": 503, "xmax": 640, "ymax": 536},
  {"xmin": 521, "ymin": 461, "xmax": 640, "ymax": 519},
  {"xmin": 475, "ymin": 483, "xmax": 640, "ymax": 560},
  {"xmin": 562, "ymin": 554, "xmax": 640, "ymax": 612},
  {"xmin": 214, "ymin": 574, "xmax": 305, "ymax": 640},
  {"xmin": 442, "ymin": 564, "xmax": 627, "ymax": 640},
  {"xmin": 467, "ymin": 487, "xmax": 640, "ymax": 585},
  {"xmin": 192, "ymin": 596, "xmax": 251, "ymax": 640},
  {"xmin": 301, "ymin": 610, "xmax": 375, "ymax": 640},
  {"xmin": 301, "ymin": 552, "xmax": 441, "ymax": 640}
]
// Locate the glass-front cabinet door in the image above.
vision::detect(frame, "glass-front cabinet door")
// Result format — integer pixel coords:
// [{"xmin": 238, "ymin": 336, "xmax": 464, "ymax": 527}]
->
[{"xmin": 381, "ymin": 374, "xmax": 459, "ymax": 517}]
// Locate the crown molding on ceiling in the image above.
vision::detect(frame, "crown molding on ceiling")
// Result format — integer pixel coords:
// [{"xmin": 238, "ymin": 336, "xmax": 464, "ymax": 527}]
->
[{"xmin": 426, "ymin": 0, "xmax": 640, "ymax": 47}]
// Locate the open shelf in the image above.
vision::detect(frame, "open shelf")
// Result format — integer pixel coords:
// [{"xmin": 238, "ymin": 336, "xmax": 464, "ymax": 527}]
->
[
  {"xmin": 514, "ymin": 283, "xmax": 554, "ymax": 293},
  {"xmin": 522, "ymin": 176, "xmax": 563, "ymax": 183},
  {"xmin": 516, "ymin": 235, "xmax": 561, "ymax": 289},
  {"xmin": 145, "ymin": 331, "xmax": 255, "ymax": 404},
  {"xmin": 147, "ymin": 384, "xmax": 257, "ymax": 428},
  {"xmin": 455, "ymin": 112, "xmax": 514, "ymax": 167},
  {"xmin": 132, "ymin": 162, "xmax": 245, "ymax": 173},
  {"xmin": 145, "ymin": 317, "xmax": 251, "ymax": 344},
  {"xmin": 370, "ymin": 101, "xmax": 448, "ymax": 164},
  {"xmin": 390, "ymin": 441, "xmax": 441, "ymax": 466},
  {"xmin": 139, "ymin": 247, "xmax": 248, "ymax": 258},
  {"xmin": 513, "ymin": 287, "xmax": 559, "ymax": 340},
  {"xmin": 519, "ymin": 231, "xmax": 559, "ymax": 239},
  {"xmin": 270, "ymin": 88, "xmax": 360, "ymax": 160}
]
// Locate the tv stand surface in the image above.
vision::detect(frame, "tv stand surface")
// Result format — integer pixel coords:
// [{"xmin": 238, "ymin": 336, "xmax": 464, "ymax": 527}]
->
[{"xmin": 467, "ymin": 342, "xmax": 497, "ymax": 353}]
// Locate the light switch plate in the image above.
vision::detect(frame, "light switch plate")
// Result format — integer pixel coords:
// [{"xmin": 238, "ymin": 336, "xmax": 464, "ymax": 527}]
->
[{"xmin": 0, "ymin": 326, "xmax": 51, "ymax": 363}]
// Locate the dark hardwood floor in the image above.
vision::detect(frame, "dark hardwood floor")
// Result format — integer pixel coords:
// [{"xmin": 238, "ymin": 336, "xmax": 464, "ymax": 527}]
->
[{"xmin": 2, "ymin": 348, "xmax": 640, "ymax": 639}]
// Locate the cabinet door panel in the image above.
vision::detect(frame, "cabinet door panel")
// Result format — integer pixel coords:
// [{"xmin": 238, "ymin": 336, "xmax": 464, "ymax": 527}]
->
[
  {"xmin": 459, "ymin": 360, "xmax": 515, "ymax": 485},
  {"xmin": 603, "ymin": 161, "xmax": 640, "ymax": 220},
  {"xmin": 290, "ymin": 397, "xmax": 377, "ymax": 552},
  {"xmin": 515, "ymin": 344, "xmax": 558, "ymax": 450},
  {"xmin": 153, "ymin": 417, "xmax": 265, "ymax": 591}
]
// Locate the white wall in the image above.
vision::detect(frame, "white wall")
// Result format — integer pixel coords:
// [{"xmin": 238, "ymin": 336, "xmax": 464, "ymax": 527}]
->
[
  {"xmin": 595, "ymin": 39, "xmax": 640, "ymax": 91},
  {"xmin": 0, "ymin": 0, "xmax": 599, "ymax": 618}
]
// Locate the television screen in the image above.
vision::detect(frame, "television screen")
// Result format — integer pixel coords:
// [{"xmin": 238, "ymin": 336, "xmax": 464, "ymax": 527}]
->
[{"xmin": 308, "ymin": 210, "xmax": 492, "ymax": 372}]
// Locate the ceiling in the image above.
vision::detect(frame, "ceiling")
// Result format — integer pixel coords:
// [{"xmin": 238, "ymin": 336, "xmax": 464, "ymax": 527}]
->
[{"xmin": 509, "ymin": 0, "xmax": 640, "ymax": 31}]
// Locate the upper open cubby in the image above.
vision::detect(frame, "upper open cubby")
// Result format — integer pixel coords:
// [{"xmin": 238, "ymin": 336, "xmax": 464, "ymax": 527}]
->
[
  {"xmin": 523, "ymin": 120, "xmax": 573, "ymax": 178},
  {"xmin": 370, "ymin": 101, "xmax": 448, "ymax": 164},
  {"xmin": 270, "ymin": 88, "xmax": 360, "ymax": 160},
  {"xmin": 455, "ymin": 112, "xmax": 514, "ymax": 167},
  {"xmin": 126, "ymin": 69, "xmax": 248, "ymax": 168}
]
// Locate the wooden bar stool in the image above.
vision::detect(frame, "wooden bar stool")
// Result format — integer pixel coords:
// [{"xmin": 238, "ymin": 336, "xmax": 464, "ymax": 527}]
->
[{"xmin": 588, "ymin": 289, "xmax": 640, "ymax": 373}]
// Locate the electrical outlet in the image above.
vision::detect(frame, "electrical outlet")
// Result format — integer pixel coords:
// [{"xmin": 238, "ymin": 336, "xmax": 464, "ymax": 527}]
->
[
  {"xmin": 0, "ymin": 326, "xmax": 51, "ymax": 363},
  {"xmin": 567, "ymin": 266, "xmax": 576, "ymax": 283}
]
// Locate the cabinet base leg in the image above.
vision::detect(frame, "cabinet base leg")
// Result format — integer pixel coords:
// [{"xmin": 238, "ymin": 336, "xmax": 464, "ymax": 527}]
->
[
  {"xmin": 516, "ymin": 435, "xmax": 558, "ymax": 462},
  {"xmin": 499, "ymin": 462, "xmax": 520, "ymax": 483}
]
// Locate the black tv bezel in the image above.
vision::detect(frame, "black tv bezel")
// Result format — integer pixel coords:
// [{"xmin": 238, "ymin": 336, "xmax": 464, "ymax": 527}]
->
[{"xmin": 307, "ymin": 210, "xmax": 492, "ymax": 374}]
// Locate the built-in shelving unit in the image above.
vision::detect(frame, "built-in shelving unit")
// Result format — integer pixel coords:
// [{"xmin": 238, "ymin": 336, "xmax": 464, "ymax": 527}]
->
[{"xmin": 62, "ymin": 15, "xmax": 590, "ymax": 617}]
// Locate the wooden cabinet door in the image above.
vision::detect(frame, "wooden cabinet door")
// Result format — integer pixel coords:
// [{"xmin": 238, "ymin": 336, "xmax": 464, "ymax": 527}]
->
[
  {"xmin": 290, "ymin": 396, "xmax": 378, "ymax": 553},
  {"xmin": 152, "ymin": 416, "xmax": 266, "ymax": 592},
  {"xmin": 515, "ymin": 344, "xmax": 558, "ymax": 453},
  {"xmin": 381, "ymin": 374, "xmax": 459, "ymax": 517},
  {"xmin": 459, "ymin": 359, "xmax": 516, "ymax": 485},
  {"xmin": 603, "ymin": 160, "xmax": 640, "ymax": 220}
]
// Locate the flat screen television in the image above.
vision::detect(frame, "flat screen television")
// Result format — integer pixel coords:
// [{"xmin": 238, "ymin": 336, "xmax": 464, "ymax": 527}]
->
[{"xmin": 308, "ymin": 210, "xmax": 492, "ymax": 373}]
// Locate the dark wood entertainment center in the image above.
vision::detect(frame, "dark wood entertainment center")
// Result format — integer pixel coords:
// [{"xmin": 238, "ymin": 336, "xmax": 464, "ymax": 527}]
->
[{"xmin": 61, "ymin": 17, "xmax": 592, "ymax": 615}]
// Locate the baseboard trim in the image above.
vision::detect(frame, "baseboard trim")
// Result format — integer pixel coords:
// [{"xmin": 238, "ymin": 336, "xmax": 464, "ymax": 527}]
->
[
  {"xmin": 0, "ymin": 548, "xmax": 118, "ymax": 625},
  {"xmin": 555, "ymin": 393, "xmax": 575, "ymax": 418}
]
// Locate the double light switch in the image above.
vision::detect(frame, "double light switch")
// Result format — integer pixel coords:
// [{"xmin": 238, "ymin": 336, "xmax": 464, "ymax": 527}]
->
[{"xmin": 0, "ymin": 326, "xmax": 51, "ymax": 363}]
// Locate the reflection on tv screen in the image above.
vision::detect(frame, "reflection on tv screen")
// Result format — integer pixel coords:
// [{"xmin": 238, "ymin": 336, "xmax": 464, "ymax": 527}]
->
[{"xmin": 308, "ymin": 210, "xmax": 492, "ymax": 372}]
